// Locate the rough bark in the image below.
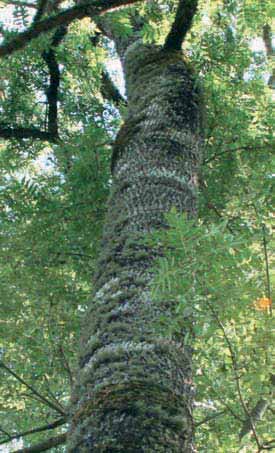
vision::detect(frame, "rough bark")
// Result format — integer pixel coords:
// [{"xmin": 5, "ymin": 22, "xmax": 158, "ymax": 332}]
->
[{"xmin": 68, "ymin": 41, "xmax": 202, "ymax": 452}]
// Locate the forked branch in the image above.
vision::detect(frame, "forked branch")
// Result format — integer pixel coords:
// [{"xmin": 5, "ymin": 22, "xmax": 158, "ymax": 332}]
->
[
  {"xmin": 0, "ymin": 26, "xmax": 66, "ymax": 142},
  {"xmin": 0, "ymin": 0, "xmax": 141, "ymax": 58}
]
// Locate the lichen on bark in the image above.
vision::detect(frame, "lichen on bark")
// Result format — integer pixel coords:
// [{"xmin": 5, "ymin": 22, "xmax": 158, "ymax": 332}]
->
[{"xmin": 68, "ymin": 41, "xmax": 202, "ymax": 452}]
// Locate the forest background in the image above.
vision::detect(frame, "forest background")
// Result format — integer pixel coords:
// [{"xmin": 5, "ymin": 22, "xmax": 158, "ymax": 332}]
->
[{"xmin": 0, "ymin": 0, "xmax": 274, "ymax": 451}]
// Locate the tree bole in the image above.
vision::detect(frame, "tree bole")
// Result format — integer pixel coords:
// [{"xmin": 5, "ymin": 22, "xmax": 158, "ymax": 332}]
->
[{"xmin": 68, "ymin": 42, "xmax": 202, "ymax": 452}]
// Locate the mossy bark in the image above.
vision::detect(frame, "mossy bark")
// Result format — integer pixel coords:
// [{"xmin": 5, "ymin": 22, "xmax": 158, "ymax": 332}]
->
[{"xmin": 68, "ymin": 42, "xmax": 202, "ymax": 452}]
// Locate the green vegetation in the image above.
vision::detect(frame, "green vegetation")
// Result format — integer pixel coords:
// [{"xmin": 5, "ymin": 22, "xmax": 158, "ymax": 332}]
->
[{"xmin": 0, "ymin": 0, "xmax": 273, "ymax": 451}]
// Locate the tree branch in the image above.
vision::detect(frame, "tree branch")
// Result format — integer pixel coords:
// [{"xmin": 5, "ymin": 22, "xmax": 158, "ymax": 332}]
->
[
  {"xmin": 200, "ymin": 369, "xmax": 243, "ymax": 422},
  {"xmin": 262, "ymin": 24, "xmax": 275, "ymax": 89},
  {"xmin": 261, "ymin": 439, "xmax": 275, "ymax": 451},
  {"xmin": 0, "ymin": 26, "xmax": 67, "ymax": 142},
  {"xmin": 89, "ymin": 32, "xmax": 127, "ymax": 107},
  {"xmin": 199, "ymin": 178, "xmax": 235, "ymax": 234},
  {"xmin": 1, "ymin": 0, "xmax": 37, "ymax": 8},
  {"xmin": 262, "ymin": 223, "xmax": 272, "ymax": 315},
  {"xmin": 164, "ymin": 0, "xmax": 198, "ymax": 51},
  {"xmin": 0, "ymin": 0, "xmax": 141, "ymax": 58},
  {"xmin": 42, "ymin": 25, "xmax": 67, "ymax": 136},
  {"xmin": 101, "ymin": 70, "xmax": 127, "ymax": 107},
  {"xmin": 0, "ymin": 123, "xmax": 58, "ymax": 141},
  {"xmin": 239, "ymin": 399, "xmax": 269, "ymax": 440},
  {"xmin": 203, "ymin": 145, "xmax": 270, "ymax": 165},
  {"xmin": 12, "ymin": 432, "xmax": 67, "ymax": 453},
  {"xmin": 32, "ymin": 0, "xmax": 49, "ymax": 23},
  {"xmin": 204, "ymin": 300, "xmax": 262, "ymax": 450},
  {"xmin": 0, "ymin": 418, "xmax": 66, "ymax": 445},
  {"xmin": 58, "ymin": 344, "xmax": 74, "ymax": 387},
  {"xmin": 263, "ymin": 24, "xmax": 274, "ymax": 58},
  {"xmin": 0, "ymin": 361, "xmax": 66, "ymax": 416},
  {"xmin": 195, "ymin": 410, "xmax": 225, "ymax": 428},
  {"xmin": 0, "ymin": 426, "xmax": 11, "ymax": 440}
]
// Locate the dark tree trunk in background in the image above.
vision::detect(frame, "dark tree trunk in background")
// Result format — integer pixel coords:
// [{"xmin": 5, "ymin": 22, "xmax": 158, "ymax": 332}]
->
[{"xmin": 68, "ymin": 40, "xmax": 202, "ymax": 452}]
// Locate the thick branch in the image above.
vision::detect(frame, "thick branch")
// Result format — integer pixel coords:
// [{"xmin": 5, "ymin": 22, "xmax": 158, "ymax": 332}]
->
[
  {"xmin": 42, "ymin": 25, "xmax": 67, "ymax": 136},
  {"xmin": 0, "ymin": 418, "xmax": 66, "ymax": 445},
  {"xmin": 0, "ymin": 123, "xmax": 58, "ymax": 141},
  {"xmin": 263, "ymin": 24, "xmax": 274, "ymax": 57},
  {"xmin": 164, "ymin": 0, "xmax": 198, "ymax": 51},
  {"xmin": 13, "ymin": 433, "xmax": 67, "ymax": 453},
  {"xmin": 0, "ymin": 27, "xmax": 66, "ymax": 142},
  {"xmin": 32, "ymin": 0, "xmax": 49, "ymax": 23},
  {"xmin": 0, "ymin": 0, "xmax": 141, "ymax": 58}
]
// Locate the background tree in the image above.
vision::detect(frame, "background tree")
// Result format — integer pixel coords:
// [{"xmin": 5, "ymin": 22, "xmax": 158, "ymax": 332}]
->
[{"xmin": 0, "ymin": 0, "xmax": 273, "ymax": 451}]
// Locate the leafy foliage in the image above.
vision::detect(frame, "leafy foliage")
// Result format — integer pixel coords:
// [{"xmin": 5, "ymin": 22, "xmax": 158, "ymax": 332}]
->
[
  {"xmin": 150, "ymin": 210, "xmax": 273, "ymax": 451},
  {"xmin": 0, "ymin": 0, "xmax": 274, "ymax": 451}
]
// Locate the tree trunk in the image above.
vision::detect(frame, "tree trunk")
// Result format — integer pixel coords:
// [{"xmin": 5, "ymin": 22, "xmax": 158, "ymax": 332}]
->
[{"xmin": 68, "ymin": 41, "xmax": 202, "ymax": 452}]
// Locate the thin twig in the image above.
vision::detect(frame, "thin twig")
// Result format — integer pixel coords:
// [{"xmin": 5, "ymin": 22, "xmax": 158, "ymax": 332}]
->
[
  {"xmin": 0, "ymin": 418, "xmax": 66, "ymax": 445},
  {"xmin": 205, "ymin": 300, "xmax": 262, "ymax": 450},
  {"xmin": 58, "ymin": 344, "xmax": 74, "ymax": 387},
  {"xmin": 262, "ymin": 223, "xmax": 272, "ymax": 315},
  {"xmin": 0, "ymin": 361, "xmax": 66, "ymax": 416},
  {"xmin": 0, "ymin": 426, "xmax": 12, "ymax": 440},
  {"xmin": 42, "ymin": 374, "xmax": 66, "ymax": 413},
  {"xmin": 199, "ymin": 177, "xmax": 235, "ymax": 234},
  {"xmin": 203, "ymin": 145, "xmax": 270, "ymax": 165},
  {"xmin": 200, "ymin": 369, "xmax": 243, "ymax": 422},
  {"xmin": 195, "ymin": 410, "xmax": 225, "ymax": 427},
  {"xmin": 251, "ymin": 203, "xmax": 272, "ymax": 315}
]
